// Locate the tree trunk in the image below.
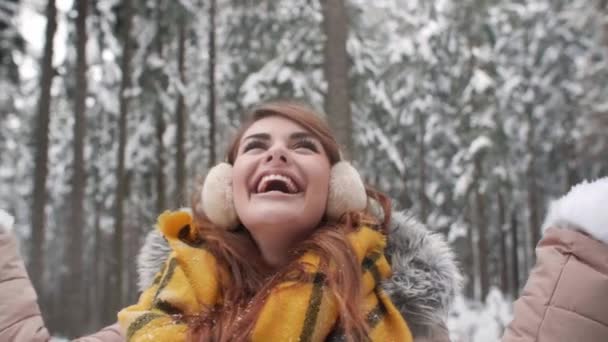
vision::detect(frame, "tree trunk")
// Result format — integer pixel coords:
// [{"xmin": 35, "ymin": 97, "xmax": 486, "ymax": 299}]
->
[
  {"xmin": 464, "ymin": 194, "xmax": 476, "ymax": 300},
  {"xmin": 175, "ymin": 19, "xmax": 187, "ymax": 206},
  {"xmin": 526, "ymin": 154, "xmax": 540, "ymax": 262},
  {"xmin": 30, "ymin": 0, "xmax": 57, "ymax": 298},
  {"xmin": 510, "ymin": 210, "xmax": 520, "ymax": 297},
  {"xmin": 113, "ymin": 0, "xmax": 134, "ymax": 313},
  {"xmin": 155, "ymin": 106, "xmax": 166, "ymax": 212},
  {"xmin": 497, "ymin": 190, "xmax": 509, "ymax": 295},
  {"xmin": 92, "ymin": 180, "xmax": 102, "ymax": 329},
  {"xmin": 417, "ymin": 114, "xmax": 428, "ymax": 223},
  {"xmin": 565, "ymin": 142, "xmax": 578, "ymax": 191},
  {"xmin": 321, "ymin": 0, "xmax": 353, "ymax": 155},
  {"xmin": 102, "ymin": 233, "xmax": 113, "ymax": 324},
  {"xmin": 64, "ymin": 0, "xmax": 88, "ymax": 335},
  {"xmin": 400, "ymin": 170, "xmax": 413, "ymax": 209},
  {"xmin": 602, "ymin": 0, "xmax": 608, "ymax": 49},
  {"xmin": 474, "ymin": 156, "xmax": 489, "ymax": 301},
  {"xmin": 523, "ymin": 21, "xmax": 541, "ymax": 263},
  {"xmin": 155, "ymin": 0, "xmax": 166, "ymax": 213},
  {"xmin": 91, "ymin": 2, "xmax": 106, "ymax": 327},
  {"xmin": 208, "ymin": 0, "xmax": 217, "ymax": 169},
  {"xmin": 399, "ymin": 129, "xmax": 413, "ymax": 209}
]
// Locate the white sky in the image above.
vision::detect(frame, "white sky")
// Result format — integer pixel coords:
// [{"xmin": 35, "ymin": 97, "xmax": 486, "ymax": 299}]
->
[{"xmin": 16, "ymin": 0, "xmax": 74, "ymax": 80}]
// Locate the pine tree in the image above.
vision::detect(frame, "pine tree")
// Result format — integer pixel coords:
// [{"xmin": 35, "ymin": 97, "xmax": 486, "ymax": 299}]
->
[{"xmin": 30, "ymin": 0, "xmax": 57, "ymax": 298}]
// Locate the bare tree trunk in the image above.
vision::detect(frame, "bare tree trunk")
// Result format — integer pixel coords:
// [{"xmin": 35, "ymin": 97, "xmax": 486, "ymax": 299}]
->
[
  {"xmin": 321, "ymin": 0, "xmax": 353, "ymax": 155},
  {"xmin": 208, "ymin": 0, "xmax": 217, "ymax": 169},
  {"xmin": 565, "ymin": 141, "xmax": 578, "ymax": 191},
  {"xmin": 175, "ymin": 19, "xmax": 187, "ymax": 206},
  {"xmin": 30, "ymin": 0, "xmax": 57, "ymax": 298},
  {"xmin": 113, "ymin": 0, "xmax": 134, "ymax": 313},
  {"xmin": 497, "ymin": 190, "xmax": 509, "ymax": 295},
  {"xmin": 510, "ymin": 210, "xmax": 520, "ymax": 297},
  {"xmin": 63, "ymin": 0, "xmax": 88, "ymax": 335},
  {"xmin": 102, "ymin": 233, "xmax": 113, "ymax": 324},
  {"xmin": 92, "ymin": 181, "xmax": 102, "ymax": 328},
  {"xmin": 601, "ymin": 0, "xmax": 608, "ymax": 49},
  {"xmin": 155, "ymin": 107, "xmax": 166, "ymax": 212},
  {"xmin": 417, "ymin": 114, "xmax": 428, "ymax": 223},
  {"xmin": 523, "ymin": 21, "xmax": 541, "ymax": 263},
  {"xmin": 464, "ymin": 194, "xmax": 476, "ymax": 300},
  {"xmin": 526, "ymin": 155, "xmax": 540, "ymax": 261},
  {"xmin": 125, "ymin": 219, "xmax": 138, "ymax": 304},
  {"xmin": 474, "ymin": 156, "xmax": 489, "ymax": 301},
  {"xmin": 154, "ymin": 0, "xmax": 166, "ymax": 213},
  {"xmin": 91, "ymin": 2, "xmax": 106, "ymax": 328},
  {"xmin": 400, "ymin": 171, "xmax": 413, "ymax": 209},
  {"xmin": 398, "ymin": 129, "xmax": 413, "ymax": 209}
]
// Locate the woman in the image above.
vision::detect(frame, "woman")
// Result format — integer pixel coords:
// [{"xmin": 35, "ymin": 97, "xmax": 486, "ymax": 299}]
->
[
  {"xmin": 502, "ymin": 177, "xmax": 608, "ymax": 342},
  {"xmin": 0, "ymin": 101, "xmax": 459, "ymax": 341},
  {"xmin": 117, "ymin": 101, "xmax": 461, "ymax": 341}
]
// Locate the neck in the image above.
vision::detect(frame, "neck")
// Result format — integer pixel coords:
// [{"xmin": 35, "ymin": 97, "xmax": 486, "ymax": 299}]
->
[
  {"xmin": 258, "ymin": 240, "xmax": 292, "ymax": 268},
  {"xmin": 249, "ymin": 226, "xmax": 311, "ymax": 268}
]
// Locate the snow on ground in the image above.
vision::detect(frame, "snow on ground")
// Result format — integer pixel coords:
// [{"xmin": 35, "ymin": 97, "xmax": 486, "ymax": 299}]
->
[
  {"xmin": 0, "ymin": 209, "xmax": 15, "ymax": 232},
  {"xmin": 448, "ymin": 288, "xmax": 513, "ymax": 342}
]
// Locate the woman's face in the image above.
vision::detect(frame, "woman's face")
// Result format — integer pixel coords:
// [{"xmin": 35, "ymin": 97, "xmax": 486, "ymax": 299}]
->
[{"xmin": 232, "ymin": 115, "xmax": 332, "ymax": 241}]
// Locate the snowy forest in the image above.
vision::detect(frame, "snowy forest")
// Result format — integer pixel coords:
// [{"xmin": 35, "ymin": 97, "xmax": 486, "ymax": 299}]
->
[{"xmin": 1, "ymin": 0, "xmax": 607, "ymax": 340}]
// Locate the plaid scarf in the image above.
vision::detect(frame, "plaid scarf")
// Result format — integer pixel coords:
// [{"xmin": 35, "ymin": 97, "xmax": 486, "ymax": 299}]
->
[{"xmin": 118, "ymin": 211, "xmax": 413, "ymax": 342}]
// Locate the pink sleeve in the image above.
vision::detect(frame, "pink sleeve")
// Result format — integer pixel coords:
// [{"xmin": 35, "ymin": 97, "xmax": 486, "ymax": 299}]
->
[
  {"xmin": 502, "ymin": 232, "xmax": 569, "ymax": 342},
  {"xmin": 0, "ymin": 228, "xmax": 125, "ymax": 342},
  {"xmin": 0, "ymin": 228, "xmax": 51, "ymax": 342}
]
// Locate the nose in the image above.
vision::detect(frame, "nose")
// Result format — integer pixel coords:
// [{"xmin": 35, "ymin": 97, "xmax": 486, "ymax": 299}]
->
[{"xmin": 265, "ymin": 146, "xmax": 288, "ymax": 164}]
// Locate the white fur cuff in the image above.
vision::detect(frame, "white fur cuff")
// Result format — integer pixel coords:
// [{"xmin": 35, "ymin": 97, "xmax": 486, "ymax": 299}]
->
[{"xmin": 542, "ymin": 177, "xmax": 608, "ymax": 244}]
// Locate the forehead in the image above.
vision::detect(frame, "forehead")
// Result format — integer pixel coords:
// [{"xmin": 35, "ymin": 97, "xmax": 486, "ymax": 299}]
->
[{"xmin": 241, "ymin": 115, "xmax": 314, "ymax": 140}]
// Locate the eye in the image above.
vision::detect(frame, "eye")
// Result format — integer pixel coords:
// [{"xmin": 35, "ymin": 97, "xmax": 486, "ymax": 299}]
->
[
  {"xmin": 242, "ymin": 140, "xmax": 267, "ymax": 153},
  {"xmin": 293, "ymin": 139, "xmax": 319, "ymax": 152}
]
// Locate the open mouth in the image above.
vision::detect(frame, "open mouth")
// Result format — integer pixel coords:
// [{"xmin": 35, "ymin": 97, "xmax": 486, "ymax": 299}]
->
[{"xmin": 255, "ymin": 174, "xmax": 300, "ymax": 194}]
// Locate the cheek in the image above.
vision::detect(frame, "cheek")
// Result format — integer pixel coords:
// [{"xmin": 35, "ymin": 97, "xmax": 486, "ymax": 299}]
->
[
  {"xmin": 307, "ymin": 162, "xmax": 331, "ymax": 202},
  {"xmin": 231, "ymin": 161, "xmax": 250, "ymax": 200},
  {"xmin": 304, "ymin": 163, "xmax": 331, "ymax": 226}
]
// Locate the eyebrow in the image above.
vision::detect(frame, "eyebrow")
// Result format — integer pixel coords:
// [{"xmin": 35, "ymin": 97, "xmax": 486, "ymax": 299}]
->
[
  {"xmin": 290, "ymin": 132, "xmax": 316, "ymax": 140},
  {"xmin": 242, "ymin": 133, "xmax": 271, "ymax": 141},
  {"xmin": 242, "ymin": 131, "xmax": 318, "ymax": 142}
]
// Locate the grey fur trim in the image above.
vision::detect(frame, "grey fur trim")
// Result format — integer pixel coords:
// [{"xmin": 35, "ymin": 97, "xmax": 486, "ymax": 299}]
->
[
  {"xmin": 383, "ymin": 211, "xmax": 462, "ymax": 339},
  {"xmin": 136, "ymin": 229, "xmax": 171, "ymax": 291},
  {"xmin": 135, "ymin": 210, "xmax": 462, "ymax": 339}
]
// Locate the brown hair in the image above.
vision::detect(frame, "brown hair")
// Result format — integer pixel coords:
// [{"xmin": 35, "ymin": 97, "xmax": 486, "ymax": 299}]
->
[{"xmin": 187, "ymin": 100, "xmax": 392, "ymax": 341}]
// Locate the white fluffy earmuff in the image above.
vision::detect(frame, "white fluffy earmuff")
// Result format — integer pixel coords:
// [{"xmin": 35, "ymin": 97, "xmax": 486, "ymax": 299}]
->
[
  {"xmin": 200, "ymin": 161, "xmax": 368, "ymax": 230},
  {"xmin": 200, "ymin": 163, "xmax": 239, "ymax": 230},
  {"xmin": 326, "ymin": 161, "xmax": 368, "ymax": 221}
]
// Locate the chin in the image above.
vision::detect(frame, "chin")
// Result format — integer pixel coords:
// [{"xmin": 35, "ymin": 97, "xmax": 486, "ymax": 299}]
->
[
  {"xmin": 241, "ymin": 205, "xmax": 322, "ymax": 233},
  {"xmin": 249, "ymin": 208, "xmax": 303, "ymax": 227}
]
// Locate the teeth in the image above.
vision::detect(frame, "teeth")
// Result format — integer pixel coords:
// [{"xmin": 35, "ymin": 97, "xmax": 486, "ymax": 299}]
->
[{"xmin": 257, "ymin": 174, "xmax": 298, "ymax": 193}]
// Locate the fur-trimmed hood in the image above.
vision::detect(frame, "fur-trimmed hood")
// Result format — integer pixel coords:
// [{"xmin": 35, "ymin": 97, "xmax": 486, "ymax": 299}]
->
[
  {"xmin": 542, "ymin": 177, "xmax": 608, "ymax": 244},
  {"xmin": 135, "ymin": 210, "xmax": 461, "ymax": 339}
]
